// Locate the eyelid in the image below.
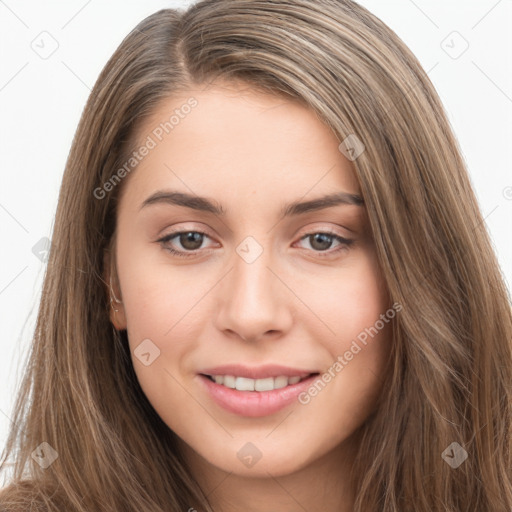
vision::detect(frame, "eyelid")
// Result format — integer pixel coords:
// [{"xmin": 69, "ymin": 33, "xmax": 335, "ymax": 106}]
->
[
  {"xmin": 295, "ymin": 225, "xmax": 348, "ymax": 238},
  {"xmin": 157, "ymin": 227, "xmax": 218, "ymax": 250},
  {"xmin": 157, "ymin": 223, "xmax": 216, "ymax": 241}
]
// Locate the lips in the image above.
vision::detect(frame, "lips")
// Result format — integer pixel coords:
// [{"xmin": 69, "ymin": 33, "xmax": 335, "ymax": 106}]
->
[{"xmin": 197, "ymin": 364, "xmax": 319, "ymax": 417}]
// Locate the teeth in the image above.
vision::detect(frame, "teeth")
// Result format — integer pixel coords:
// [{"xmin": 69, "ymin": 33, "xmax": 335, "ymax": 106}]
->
[
  {"xmin": 223, "ymin": 375, "xmax": 236, "ymax": 388},
  {"xmin": 208, "ymin": 374, "xmax": 307, "ymax": 391},
  {"xmin": 236, "ymin": 377, "xmax": 255, "ymax": 391},
  {"xmin": 274, "ymin": 376, "xmax": 288, "ymax": 389},
  {"xmin": 255, "ymin": 377, "xmax": 274, "ymax": 391}
]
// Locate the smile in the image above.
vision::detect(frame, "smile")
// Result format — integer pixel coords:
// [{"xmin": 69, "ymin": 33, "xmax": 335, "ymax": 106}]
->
[
  {"xmin": 203, "ymin": 374, "xmax": 308, "ymax": 391},
  {"xmin": 197, "ymin": 365, "xmax": 320, "ymax": 417}
]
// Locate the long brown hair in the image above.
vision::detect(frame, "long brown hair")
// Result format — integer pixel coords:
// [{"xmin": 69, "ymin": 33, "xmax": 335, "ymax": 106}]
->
[{"xmin": 1, "ymin": 1, "xmax": 511, "ymax": 510}]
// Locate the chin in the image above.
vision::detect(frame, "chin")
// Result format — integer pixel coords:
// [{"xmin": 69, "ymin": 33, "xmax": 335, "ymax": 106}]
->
[{"xmin": 187, "ymin": 434, "xmax": 332, "ymax": 478}]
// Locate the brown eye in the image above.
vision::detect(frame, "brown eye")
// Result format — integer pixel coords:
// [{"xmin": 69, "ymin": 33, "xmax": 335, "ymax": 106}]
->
[
  {"xmin": 295, "ymin": 231, "xmax": 354, "ymax": 258},
  {"xmin": 308, "ymin": 233, "xmax": 336, "ymax": 251},
  {"xmin": 157, "ymin": 230, "xmax": 213, "ymax": 257},
  {"xmin": 178, "ymin": 232, "xmax": 204, "ymax": 250}
]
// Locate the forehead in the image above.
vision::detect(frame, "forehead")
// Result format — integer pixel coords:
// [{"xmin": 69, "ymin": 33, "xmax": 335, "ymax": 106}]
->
[{"xmin": 120, "ymin": 81, "xmax": 361, "ymax": 210}]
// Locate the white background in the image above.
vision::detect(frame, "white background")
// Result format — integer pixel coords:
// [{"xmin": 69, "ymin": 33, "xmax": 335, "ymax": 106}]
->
[{"xmin": 0, "ymin": 0, "xmax": 511, "ymax": 453}]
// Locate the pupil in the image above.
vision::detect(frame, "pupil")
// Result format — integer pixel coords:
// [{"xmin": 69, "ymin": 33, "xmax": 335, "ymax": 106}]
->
[
  {"xmin": 310, "ymin": 233, "xmax": 332, "ymax": 251},
  {"xmin": 180, "ymin": 232, "xmax": 203, "ymax": 250}
]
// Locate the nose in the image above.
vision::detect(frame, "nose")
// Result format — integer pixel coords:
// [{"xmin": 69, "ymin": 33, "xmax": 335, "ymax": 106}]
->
[{"xmin": 213, "ymin": 244, "xmax": 294, "ymax": 343}]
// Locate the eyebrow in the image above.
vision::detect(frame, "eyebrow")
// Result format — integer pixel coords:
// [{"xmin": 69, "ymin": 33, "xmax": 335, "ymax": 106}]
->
[{"xmin": 140, "ymin": 190, "xmax": 364, "ymax": 216}]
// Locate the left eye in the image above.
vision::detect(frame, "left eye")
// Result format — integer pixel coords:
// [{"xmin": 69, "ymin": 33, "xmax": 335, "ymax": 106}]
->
[
  {"xmin": 157, "ymin": 230, "xmax": 353, "ymax": 258},
  {"xmin": 296, "ymin": 232, "xmax": 353, "ymax": 252}
]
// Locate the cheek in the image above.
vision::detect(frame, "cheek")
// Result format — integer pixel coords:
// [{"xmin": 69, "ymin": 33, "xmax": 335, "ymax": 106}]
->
[
  {"xmin": 115, "ymin": 248, "xmax": 206, "ymax": 428},
  {"xmin": 299, "ymin": 249, "xmax": 392, "ymax": 411},
  {"xmin": 116, "ymin": 239, "xmax": 208, "ymax": 339},
  {"xmin": 115, "ymin": 240, "xmax": 219, "ymax": 400},
  {"xmin": 302, "ymin": 249, "xmax": 390, "ymax": 347}
]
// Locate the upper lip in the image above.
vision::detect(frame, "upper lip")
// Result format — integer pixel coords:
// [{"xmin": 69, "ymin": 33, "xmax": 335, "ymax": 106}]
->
[{"xmin": 198, "ymin": 364, "xmax": 317, "ymax": 380}]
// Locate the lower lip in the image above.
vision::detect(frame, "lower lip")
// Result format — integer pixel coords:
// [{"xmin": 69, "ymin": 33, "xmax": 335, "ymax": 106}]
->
[{"xmin": 198, "ymin": 374, "xmax": 318, "ymax": 417}]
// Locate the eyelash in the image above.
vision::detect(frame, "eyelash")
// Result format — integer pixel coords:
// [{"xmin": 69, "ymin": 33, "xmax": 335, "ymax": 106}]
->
[{"xmin": 157, "ymin": 229, "xmax": 354, "ymax": 259}]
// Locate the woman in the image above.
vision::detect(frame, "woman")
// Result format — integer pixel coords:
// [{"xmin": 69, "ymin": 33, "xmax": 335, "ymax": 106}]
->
[{"xmin": 1, "ymin": 0, "xmax": 511, "ymax": 510}]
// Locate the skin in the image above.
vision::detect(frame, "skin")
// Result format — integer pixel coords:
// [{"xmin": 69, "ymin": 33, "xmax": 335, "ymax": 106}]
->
[{"xmin": 108, "ymin": 80, "xmax": 392, "ymax": 512}]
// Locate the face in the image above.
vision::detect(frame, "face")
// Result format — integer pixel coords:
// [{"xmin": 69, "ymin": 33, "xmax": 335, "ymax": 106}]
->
[{"xmin": 108, "ymin": 81, "xmax": 392, "ymax": 478}]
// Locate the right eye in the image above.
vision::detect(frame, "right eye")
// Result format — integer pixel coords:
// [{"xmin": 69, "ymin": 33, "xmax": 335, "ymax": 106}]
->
[{"xmin": 157, "ymin": 230, "xmax": 216, "ymax": 258}]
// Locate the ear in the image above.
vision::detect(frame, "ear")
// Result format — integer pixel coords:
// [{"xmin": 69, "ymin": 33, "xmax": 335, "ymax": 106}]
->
[{"xmin": 103, "ymin": 250, "xmax": 127, "ymax": 331}]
